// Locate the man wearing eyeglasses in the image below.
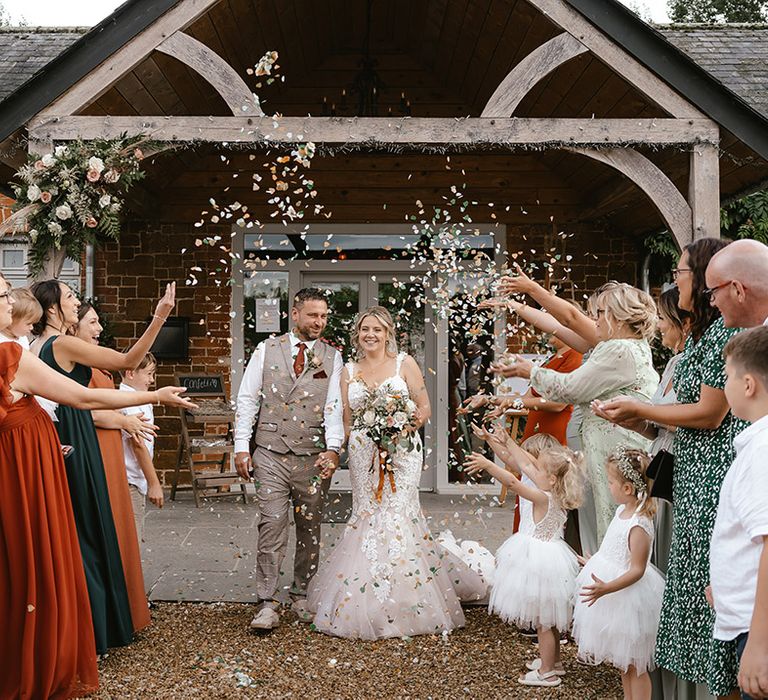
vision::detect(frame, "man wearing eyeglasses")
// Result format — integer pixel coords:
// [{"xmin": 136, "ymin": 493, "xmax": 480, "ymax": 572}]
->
[{"xmin": 705, "ymin": 239, "xmax": 768, "ymax": 328}]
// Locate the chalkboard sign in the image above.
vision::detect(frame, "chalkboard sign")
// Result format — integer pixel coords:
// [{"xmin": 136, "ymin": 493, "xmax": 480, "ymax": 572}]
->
[{"xmin": 175, "ymin": 374, "xmax": 225, "ymax": 395}]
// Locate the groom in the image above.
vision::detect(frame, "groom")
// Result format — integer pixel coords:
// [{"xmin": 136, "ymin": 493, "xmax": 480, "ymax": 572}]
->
[{"xmin": 234, "ymin": 288, "xmax": 343, "ymax": 631}]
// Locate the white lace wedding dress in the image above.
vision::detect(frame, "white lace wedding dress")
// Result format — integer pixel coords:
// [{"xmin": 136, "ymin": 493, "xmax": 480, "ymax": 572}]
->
[{"xmin": 307, "ymin": 353, "xmax": 487, "ymax": 640}]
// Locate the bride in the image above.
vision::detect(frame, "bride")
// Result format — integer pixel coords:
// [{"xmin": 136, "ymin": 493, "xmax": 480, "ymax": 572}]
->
[{"xmin": 307, "ymin": 306, "xmax": 487, "ymax": 640}]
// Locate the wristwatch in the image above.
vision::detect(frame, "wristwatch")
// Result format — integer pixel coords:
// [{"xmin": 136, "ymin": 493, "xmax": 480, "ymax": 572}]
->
[{"xmin": 511, "ymin": 397, "xmax": 525, "ymax": 411}]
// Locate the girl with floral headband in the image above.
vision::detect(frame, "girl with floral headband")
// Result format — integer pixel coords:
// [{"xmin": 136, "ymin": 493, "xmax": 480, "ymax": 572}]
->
[{"xmin": 572, "ymin": 447, "xmax": 665, "ymax": 700}]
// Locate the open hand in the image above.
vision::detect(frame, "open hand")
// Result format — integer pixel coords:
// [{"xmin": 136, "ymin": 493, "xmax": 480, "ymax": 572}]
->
[
  {"xmin": 464, "ymin": 451, "xmax": 494, "ymax": 476},
  {"xmin": 497, "ymin": 263, "xmax": 536, "ymax": 297},
  {"xmin": 155, "ymin": 386, "xmax": 197, "ymax": 410},
  {"xmin": 490, "ymin": 355, "xmax": 533, "ymax": 379},
  {"xmin": 580, "ymin": 573, "xmax": 610, "ymax": 606},
  {"xmin": 154, "ymin": 281, "xmax": 176, "ymax": 321},
  {"xmin": 458, "ymin": 393, "xmax": 489, "ymax": 415},
  {"xmin": 123, "ymin": 411, "xmax": 158, "ymax": 442},
  {"xmin": 477, "ymin": 297, "xmax": 509, "ymax": 312}
]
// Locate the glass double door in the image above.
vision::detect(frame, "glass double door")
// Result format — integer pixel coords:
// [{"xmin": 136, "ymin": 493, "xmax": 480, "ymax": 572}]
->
[{"xmin": 301, "ymin": 272, "xmax": 435, "ymax": 490}]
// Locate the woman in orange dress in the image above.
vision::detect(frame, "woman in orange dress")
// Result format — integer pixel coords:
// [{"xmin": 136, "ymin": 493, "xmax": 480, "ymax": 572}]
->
[
  {"xmin": 76, "ymin": 303, "xmax": 152, "ymax": 633},
  {"xmin": 0, "ymin": 273, "xmax": 194, "ymax": 699}
]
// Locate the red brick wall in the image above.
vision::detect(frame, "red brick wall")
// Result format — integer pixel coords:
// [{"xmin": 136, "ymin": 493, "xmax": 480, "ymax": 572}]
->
[
  {"xmin": 93, "ymin": 222, "xmax": 233, "ymax": 484},
  {"xmin": 94, "ymin": 219, "xmax": 644, "ymax": 484}
]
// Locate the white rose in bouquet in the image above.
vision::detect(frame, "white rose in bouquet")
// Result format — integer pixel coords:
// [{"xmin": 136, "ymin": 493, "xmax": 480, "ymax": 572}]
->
[
  {"xmin": 55, "ymin": 204, "xmax": 72, "ymax": 220},
  {"xmin": 363, "ymin": 409, "xmax": 377, "ymax": 427},
  {"xmin": 405, "ymin": 399, "xmax": 417, "ymax": 413},
  {"xmin": 98, "ymin": 194, "xmax": 111, "ymax": 208},
  {"xmin": 27, "ymin": 184, "xmax": 41, "ymax": 202},
  {"xmin": 41, "ymin": 153, "xmax": 56, "ymax": 167},
  {"xmin": 88, "ymin": 156, "xmax": 105, "ymax": 174},
  {"xmin": 54, "ymin": 145, "xmax": 68, "ymax": 158},
  {"xmin": 393, "ymin": 411, "xmax": 408, "ymax": 428}
]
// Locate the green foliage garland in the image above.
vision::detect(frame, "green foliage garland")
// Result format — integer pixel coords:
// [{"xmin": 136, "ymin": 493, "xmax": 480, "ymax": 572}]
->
[{"xmin": 8, "ymin": 134, "xmax": 150, "ymax": 273}]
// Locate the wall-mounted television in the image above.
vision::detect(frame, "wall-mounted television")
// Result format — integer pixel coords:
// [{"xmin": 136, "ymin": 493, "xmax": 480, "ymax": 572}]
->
[{"xmin": 148, "ymin": 316, "xmax": 189, "ymax": 360}]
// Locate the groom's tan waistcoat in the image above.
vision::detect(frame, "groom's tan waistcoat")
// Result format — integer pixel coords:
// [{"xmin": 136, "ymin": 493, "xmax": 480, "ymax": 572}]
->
[{"xmin": 254, "ymin": 334, "xmax": 337, "ymax": 456}]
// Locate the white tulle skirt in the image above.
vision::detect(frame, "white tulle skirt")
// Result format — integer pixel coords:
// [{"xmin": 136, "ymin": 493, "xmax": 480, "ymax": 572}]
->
[
  {"xmin": 489, "ymin": 533, "xmax": 578, "ymax": 632},
  {"xmin": 307, "ymin": 510, "xmax": 488, "ymax": 640},
  {"xmin": 572, "ymin": 555, "xmax": 665, "ymax": 673}
]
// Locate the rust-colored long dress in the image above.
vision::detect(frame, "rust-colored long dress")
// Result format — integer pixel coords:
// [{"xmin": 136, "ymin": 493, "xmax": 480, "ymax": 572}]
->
[
  {"xmin": 0, "ymin": 342, "xmax": 99, "ymax": 699},
  {"xmin": 90, "ymin": 368, "xmax": 150, "ymax": 633}
]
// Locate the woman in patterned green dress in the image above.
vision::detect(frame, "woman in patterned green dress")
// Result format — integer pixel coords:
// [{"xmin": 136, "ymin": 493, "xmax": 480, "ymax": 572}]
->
[{"xmin": 598, "ymin": 238, "xmax": 745, "ymax": 698}]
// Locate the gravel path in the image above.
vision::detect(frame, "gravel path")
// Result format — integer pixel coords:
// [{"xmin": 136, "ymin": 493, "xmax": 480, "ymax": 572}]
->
[{"xmin": 85, "ymin": 604, "xmax": 622, "ymax": 699}]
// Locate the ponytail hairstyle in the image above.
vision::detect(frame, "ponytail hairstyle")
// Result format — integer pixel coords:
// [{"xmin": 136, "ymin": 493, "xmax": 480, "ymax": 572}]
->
[
  {"xmin": 607, "ymin": 447, "xmax": 656, "ymax": 518},
  {"xmin": 541, "ymin": 447, "xmax": 585, "ymax": 510},
  {"xmin": 30, "ymin": 279, "xmax": 64, "ymax": 336}
]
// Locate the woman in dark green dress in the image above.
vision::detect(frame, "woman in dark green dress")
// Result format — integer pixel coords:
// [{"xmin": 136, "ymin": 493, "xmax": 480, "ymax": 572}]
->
[
  {"xmin": 597, "ymin": 238, "xmax": 745, "ymax": 698},
  {"xmin": 31, "ymin": 279, "xmax": 176, "ymax": 654}
]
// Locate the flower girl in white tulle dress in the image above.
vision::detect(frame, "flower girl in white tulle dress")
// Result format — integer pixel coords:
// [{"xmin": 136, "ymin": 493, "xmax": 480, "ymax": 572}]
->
[
  {"xmin": 465, "ymin": 427, "xmax": 584, "ymax": 688},
  {"xmin": 572, "ymin": 447, "xmax": 665, "ymax": 700}
]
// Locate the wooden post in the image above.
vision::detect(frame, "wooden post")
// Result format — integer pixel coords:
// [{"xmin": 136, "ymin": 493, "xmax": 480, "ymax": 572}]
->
[{"xmin": 689, "ymin": 142, "xmax": 721, "ymax": 240}]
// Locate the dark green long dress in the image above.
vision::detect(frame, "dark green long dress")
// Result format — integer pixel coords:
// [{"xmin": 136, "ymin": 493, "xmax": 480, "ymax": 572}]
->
[{"xmin": 39, "ymin": 336, "xmax": 133, "ymax": 654}]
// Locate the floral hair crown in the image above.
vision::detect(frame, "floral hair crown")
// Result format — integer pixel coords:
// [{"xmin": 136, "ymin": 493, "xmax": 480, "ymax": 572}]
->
[{"xmin": 613, "ymin": 446, "xmax": 647, "ymax": 495}]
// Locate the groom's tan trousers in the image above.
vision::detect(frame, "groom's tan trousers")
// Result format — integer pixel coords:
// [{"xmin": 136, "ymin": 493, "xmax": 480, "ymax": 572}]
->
[{"xmin": 252, "ymin": 446, "xmax": 329, "ymax": 608}]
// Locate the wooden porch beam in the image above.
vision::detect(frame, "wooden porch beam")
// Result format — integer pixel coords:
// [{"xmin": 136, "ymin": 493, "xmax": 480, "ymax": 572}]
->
[
  {"xmin": 155, "ymin": 31, "xmax": 262, "ymax": 117},
  {"xmin": 29, "ymin": 116, "xmax": 720, "ymax": 147},
  {"xmin": 482, "ymin": 33, "xmax": 588, "ymax": 117},
  {"xmin": 568, "ymin": 146, "xmax": 693, "ymax": 247},
  {"xmin": 524, "ymin": 0, "xmax": 705, "ymax": 119},
  {"xmin": 35, "ymin": 0, "xmax": 224, "ymax": 119},
  {"xmin": 689, "ymin": 142, "xmax": 720, "ymax": 239}
]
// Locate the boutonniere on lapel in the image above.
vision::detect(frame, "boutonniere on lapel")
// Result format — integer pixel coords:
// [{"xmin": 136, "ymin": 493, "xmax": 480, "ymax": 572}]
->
[{"xmin": 304, "ymin": 348, "xmax": 327, "ymax": 378}]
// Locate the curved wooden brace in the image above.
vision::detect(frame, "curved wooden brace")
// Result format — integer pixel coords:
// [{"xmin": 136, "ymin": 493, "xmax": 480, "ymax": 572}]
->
[
  {"xmin": 156, "ymin": 31, "xmax": 263, "ymax": 116},
  {"xmin": 568, "ymin": 147, "xmax": 692, "ymax": 248},
  {"xmin": 482, "ymin": 33, "xmax": 587, "ymax": 117}
]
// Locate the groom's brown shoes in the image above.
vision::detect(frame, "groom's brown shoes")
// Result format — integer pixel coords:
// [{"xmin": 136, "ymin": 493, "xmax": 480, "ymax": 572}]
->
[
  {"xmin": 290, "ymin": 598, "xmax": 314, "ymax": 623},
  {"xmin": 249, "ymin": 607, "xmax": 280, "ymax": 631}
]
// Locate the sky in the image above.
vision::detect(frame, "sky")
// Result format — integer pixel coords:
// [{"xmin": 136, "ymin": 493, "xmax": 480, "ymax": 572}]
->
[{"xmin": 4, "ymin": 0, "xmax": 672, "ymax": 26}]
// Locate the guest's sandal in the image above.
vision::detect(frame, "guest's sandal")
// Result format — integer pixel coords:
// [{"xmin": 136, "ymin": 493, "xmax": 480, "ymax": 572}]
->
[
  {"xmin": 525, "ymin": 658, "xmax": 566, "ymax": 676},
  {"xmin": 517, "ymin": 670, "xmax": 562, "ymax": 687}
]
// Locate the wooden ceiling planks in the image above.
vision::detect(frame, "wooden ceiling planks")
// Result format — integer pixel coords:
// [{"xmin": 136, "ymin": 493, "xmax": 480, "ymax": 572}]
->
[
  {"xmin": 460, "ymin": 0, "xmax": 514, "ymax": 109},
  {"xmin": 132, "ymin": 56, "xmax": 187, "ymax": 116},
  {"xmin": 418, "ymin": 0, "xmax": 449, "ymax": 70},
  {"xmin": 468, "ymin": 0, "xmax": 520, "ymax": 111},
  {"xmin": 431, "ymin": 0, "xmax": 470, "ymax": 77},
  {"xmin": 447, "ymin": 0, "xmax": 493, "ymax": 100}
]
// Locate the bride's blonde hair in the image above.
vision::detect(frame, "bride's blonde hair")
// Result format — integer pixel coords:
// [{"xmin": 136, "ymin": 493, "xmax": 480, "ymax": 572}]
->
[{"xmin": 351, "ymin": 305, "xmax": 398, "ymax": 358}]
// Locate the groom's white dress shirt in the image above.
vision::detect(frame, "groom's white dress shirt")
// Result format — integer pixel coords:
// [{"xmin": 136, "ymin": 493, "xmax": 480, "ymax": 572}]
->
[{"xmin": 234, "ymin": 331, "xmax": 344, "ymax": 454}]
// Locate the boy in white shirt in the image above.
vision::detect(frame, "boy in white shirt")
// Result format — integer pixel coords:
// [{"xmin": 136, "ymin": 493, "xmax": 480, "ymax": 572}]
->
[
  {"xmin": 710, "ymin": 326, "xmax": 768, "ymax": 700},
  {"xmin": 120, "ymin": 352, "xmax": 163, "ymax": 542}
]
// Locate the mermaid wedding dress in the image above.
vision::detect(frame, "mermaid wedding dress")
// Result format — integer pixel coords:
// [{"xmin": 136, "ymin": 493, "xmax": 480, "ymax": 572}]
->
[{"xmin": 307, "ymin": 353, "xmax": 488, "ymax": 640}]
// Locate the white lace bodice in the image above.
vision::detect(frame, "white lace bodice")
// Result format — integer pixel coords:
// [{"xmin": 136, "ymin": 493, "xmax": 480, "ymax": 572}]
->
[
  {"xmin": 518, "ymin": 492, "xmax": 568, "ymax": 543},
  {"xmin": 597, "ymin": 504, "xmax": 655, "ymax": 569}
]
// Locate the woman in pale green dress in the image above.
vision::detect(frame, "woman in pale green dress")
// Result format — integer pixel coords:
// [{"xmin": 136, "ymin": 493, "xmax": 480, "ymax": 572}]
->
[{"xmin": 498, "ymin": 283, "xmax": 659, "ymax": 543}]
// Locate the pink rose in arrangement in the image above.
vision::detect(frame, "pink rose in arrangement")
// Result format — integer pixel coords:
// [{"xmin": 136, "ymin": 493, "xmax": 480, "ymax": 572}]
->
[
  {"xmin": 86, "ymin": 168, "xmax": 100, "ymax": 182},
  {"xmin": 40, "ymin": 191, "xmax": 52, "ymax": 204},
  {"xmin": 34, "ymin": 160, "xmax": 46, "ymax": 170},
  {"xmin": 85, "ymin": 217, "xmax": 98, "ymax": 228},
  {"xmin": 103, "ymin": 169, "xmax": 120, "ymax": 184},
  {"xmin": 134, "ymin": 148, "xmax": 144, "ymax": 161}
]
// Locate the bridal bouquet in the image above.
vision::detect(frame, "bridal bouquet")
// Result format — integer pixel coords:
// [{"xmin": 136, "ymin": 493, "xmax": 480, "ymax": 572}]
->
[{"xmin": 351, "ymin": 388, "xmax": 420, "ymax": 501}]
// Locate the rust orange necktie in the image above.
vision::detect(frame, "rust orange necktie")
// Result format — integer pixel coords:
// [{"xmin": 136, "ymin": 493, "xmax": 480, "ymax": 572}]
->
[{"xmin": 293, "ymin": 342, "xmax": 306, "ymax": 377}]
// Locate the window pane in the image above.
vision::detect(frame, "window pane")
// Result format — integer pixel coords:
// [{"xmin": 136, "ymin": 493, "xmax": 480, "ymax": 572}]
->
[
  {"xmin": 243, "ymin": 270, "xmax": 290, "ymax": 361},
  {"xmin": 2, "ymin": 249, "xmax": 24, "ymax": 269}
]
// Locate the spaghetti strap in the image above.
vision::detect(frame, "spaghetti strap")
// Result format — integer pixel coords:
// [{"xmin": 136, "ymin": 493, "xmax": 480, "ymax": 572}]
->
[{"xmin": 395, "ymin": 352, "xmax": 405, "ymax": 376}]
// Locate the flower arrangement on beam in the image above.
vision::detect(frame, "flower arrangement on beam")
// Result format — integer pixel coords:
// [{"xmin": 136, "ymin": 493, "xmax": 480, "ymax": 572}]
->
[{"xmin": 2, "ymin": 134, "xmax": 151, "ymax": 275}]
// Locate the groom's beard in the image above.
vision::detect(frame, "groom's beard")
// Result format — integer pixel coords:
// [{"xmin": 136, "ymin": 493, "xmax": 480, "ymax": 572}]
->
[{"xmin": 294, "ymin": 324, "xmax": 324, "ymax": 341}]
